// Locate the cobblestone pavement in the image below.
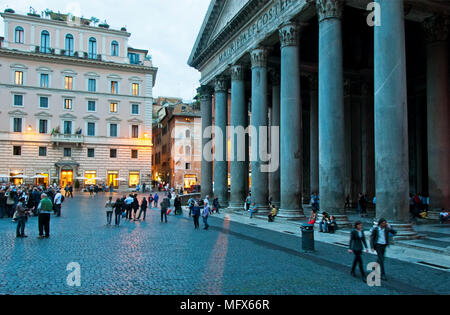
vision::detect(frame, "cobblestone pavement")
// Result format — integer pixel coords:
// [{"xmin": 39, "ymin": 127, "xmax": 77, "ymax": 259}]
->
[{"xmin": 0, "ymin": 193, "xmax": 448, "ymax": 295}]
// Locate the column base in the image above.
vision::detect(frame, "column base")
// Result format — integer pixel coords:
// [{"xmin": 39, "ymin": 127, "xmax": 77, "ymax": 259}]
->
[
  {"xmin": 254, "ymin": 205, "xmax": 271, "ymax": 217},
  {"xmin": 277, "ymin": 208, "xmax": 306, "ymax": 220},
  {"xmin": 371, "ymin": 222, "xmax": 420, "ymax": 240},
  {"xmin": 270, "ymin": 201, "xmax": 281, "ymax": 208},
  {"xmin": 227, "ymin": 202, "xmax": 245, "ymax": 212}
]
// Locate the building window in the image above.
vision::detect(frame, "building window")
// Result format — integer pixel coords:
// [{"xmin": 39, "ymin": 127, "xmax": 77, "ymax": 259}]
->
[
  {"xmin": 186, "ymin": 130, "xmax": 191, "ymax": 138},
  {"xmin": 39, "ymin": 120, "xmax": 48, "ymax": 134},
  {"xmin": 88, "ymin": 37, "xmax": 97, "ymax": 59},
  {"xmin": 87, "ymin": 122, "xmax": 96, "ymax": 136},
  {"xmin": 64, "ymin": 99, "xmax": 73, "ymax": 110},
  {"xmin": 132, "ymin": 83, "xmax": 139, "ymax": 96},
  {"xmin": 185, "ymin": 146, "xmax": 191, "ymax": 156},
  {"xmin": 131, "ymin": 104, "xmax": 139, "ymax": 115},
  {"xmin": 87, "ymin": 148, "xmax": 95, "ymax": 158},
  {"xmin": 111, "ymin": 41, "xmax": 119, "ymax": 56},
  {"xmin": 39, "ymin": 147, "xmax": 47, "ymax": 157},
  {"xmin": 65, "ymin": 76, "xmax": 73, "ymax": 90},
  {"xmin": 13, "ymin": 95, "xmax": 23, "ymax": 106},
  {"xmin": 63, "ymin": 121, "xmax": 72, "ymax": 134},
  {"xmin": 40, "ymin": 97, "xmax": 49, "ymax": 108},
  {"xmin": 111, "ymin": 81, "xmax": 118, "ymax": 94},
  {"xmin": 65, "ymin": 34, "xmax": 74, "ymax": 56},
  {"xmin": 129, "ymin": 171, "xmax": 140, "ymax": 188},
  {"xmin": 15, "ymin": 71, "xmax": 23, "ymax": 85},
  {"xmin": 13, "ymin": 118, "xmax": 22, "ymax": 132},
  {"xmin": 15, "ymin": 27, "xmax": 24, "ymax": 44},
  {"xmin": 40, "ymin": 74, "xmax": 49, "ymax": 88},
  {"xmin": 64, "ymin": 148, "xmax": 72, "ymax": 157},
  {"xmin": 110, "ymin": 124, "xmax": 118, "ymax": 137},
  {"xmin": 110, "ymin": 149, "xmax": 117, "ymax": 158},
  {"xmin": 13, "ymin": 146, "xmax": 21, "ymax": 156},
  {"xmin": 186, "ymin": 163, "xmax": 191, "ymax": 170},
  {"xmin": 110, "ymin": 102, "xmax": 118, "ymax": 113},
  {"xmin": 87, "ymin": 101, "xmax": 96, "ymax": 112},
  {"xmin": 40, "ymin": 30, "xmax": 50, "ymax": 53},
  {"xmin": 131, "ymin": 150, "xmax": 138, "ymax": 159},
  {"xmin": 131, "ymin": 125, "xmax": 139, "ymax": 138},
  {"xmin": 88, "ymin": 79, "xmax": 96, "ymax": 92},
  {"xmin": 128, "ymin": 53, "xmax": 140, "ymax": 64}
]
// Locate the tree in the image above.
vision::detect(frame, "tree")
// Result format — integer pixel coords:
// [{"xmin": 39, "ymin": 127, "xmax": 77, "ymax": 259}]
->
[{"xmin": 91, "ymin": 17, "xmax": 99, "ymax": 26}]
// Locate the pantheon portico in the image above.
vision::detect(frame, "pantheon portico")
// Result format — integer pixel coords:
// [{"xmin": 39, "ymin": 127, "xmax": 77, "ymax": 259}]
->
[{"xmin": 188, "ymin": 0, "xmax": 450, "ymax": 237}]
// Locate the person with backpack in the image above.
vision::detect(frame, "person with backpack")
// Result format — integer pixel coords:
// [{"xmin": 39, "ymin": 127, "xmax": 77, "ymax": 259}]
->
[
  {"xmin": 54, "ymin": 190, "xmax": 63, "ymax": 217},
  {"xmin": 105, "ymin": 196, "xmax": 114, "ymax": 225},
  {"xmin": 15, "ymin": 197, "xmax": 29, "ymax": 238},
  {"xmin": 113, "ymin": 198, "xmax": 123, "ymax": 226},
  {"xmin": 202, "ymin": 203, "xmax": 210, "ymax": 230},
  {"xmin": 137, "ymin": 197, "xmax": 148, "ymax": 221}
]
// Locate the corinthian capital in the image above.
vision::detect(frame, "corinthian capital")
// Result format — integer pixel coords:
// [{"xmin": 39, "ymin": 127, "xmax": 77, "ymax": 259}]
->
[
  {"xmin": 197, "ymin": 85, "xmax": 214, "ymax": 101},
  {"xmin": 230, "ymin": 64, "xmax": 245, "ymax": 81},
  {"xmin": 279, "ymin": 22, "xmax": 299, "ymax": 48},
  {"xmin": 214, "ymin": 76, "xmax": 228, "ymax": 93},
  {"xmin": 423, "ymin": 15, "xmax": 449, "ymax": 44},
  {"xmin": 316, "ymin": 0, "xmax": 344, "ymax": 22},
  {"xmin": 250, "ymin": 47, "xmax": 269, "ymax": 69}
]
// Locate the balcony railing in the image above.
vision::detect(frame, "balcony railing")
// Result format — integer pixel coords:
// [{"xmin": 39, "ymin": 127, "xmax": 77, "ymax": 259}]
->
[{"xmin": 52, "ymin": 134, "xmax": 84, "ymax": 145}]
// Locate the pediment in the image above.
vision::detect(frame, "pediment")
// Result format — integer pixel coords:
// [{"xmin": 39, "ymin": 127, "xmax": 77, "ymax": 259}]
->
[
  {"xmin": 59, "ymin": 113, "xmax": 78, "ymax": 120},
  {"xmin": 106, "ymin": 116, "xmax": 122, "ymax": 122},
  {"xmin": 8, "ymin": 109, "xmax": 28, "ymax": 117},
  {"xmin": 127, "ymin": 118, "xmax": 144, "ymax": 124},
  {"xmin": 35, "ymin": 111, "xmax": 53, "ymax": 118},
  {"xmin": 83, "ymin": 115, "xmax": 100, "ymax": 121},
  {"xmin": 208, "ymin": 0, "xmax": 250, "ymax": 44}
]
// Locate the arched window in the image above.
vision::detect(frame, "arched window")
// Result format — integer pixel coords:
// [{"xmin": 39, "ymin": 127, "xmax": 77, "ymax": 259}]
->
[
  {"xmin": 40, "ymin": 30, "xmax": 50, "ymax": 53},
  {"xmin": 65, "ymin": 34, "xmax": 74, "ymax": 56},
  {"xmin": 15, "ymin": 27, "xmax": 24, "ymax": 44},
  {"xmin": 186, "ymin": 129, "xmax": 191, "ymax": 138},
  {"xmin": 88, "ymin": 37, "xmax": 97, "ymax": 59},
  {"xmin": 185, "ymin": 146, "xmax": 191, "ymax": 156},
  {"xmin": 111, "ymin": 41, "xmax": 119, "ymax": 56}
]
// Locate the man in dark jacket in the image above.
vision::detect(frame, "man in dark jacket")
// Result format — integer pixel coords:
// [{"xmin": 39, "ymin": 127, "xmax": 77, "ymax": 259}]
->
[
  {"xmin": 370, "ymin": 218, "xmax": 397, "ymax": 281},
  {"xmin": 160, "ymin": 197, "xmax": 169, "ymax": 223}
]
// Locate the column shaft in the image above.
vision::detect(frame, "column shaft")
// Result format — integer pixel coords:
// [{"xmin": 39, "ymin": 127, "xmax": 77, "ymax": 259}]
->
[
  {"xmin": 309, "ymin": 76, "xmax": 319, "ymax": 196},
  {"xmin": 270, "ymin": 72, "xmax": 281, "ymax": 207},
  {"xmin": 199, "ymin": 86, "xmax": 214, "ymax": 199}
]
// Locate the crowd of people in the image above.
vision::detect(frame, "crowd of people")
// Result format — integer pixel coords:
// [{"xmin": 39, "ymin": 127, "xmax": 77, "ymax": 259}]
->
[{"xmin": 0, "ymin": 184, "xmax": 66, "ymax": 238}]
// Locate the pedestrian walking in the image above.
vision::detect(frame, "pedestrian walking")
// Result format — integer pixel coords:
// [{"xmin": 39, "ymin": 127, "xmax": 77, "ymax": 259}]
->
[
  {"xmin": 38, "ymin": 193, "xmax": 53, "ymax": 239},
  {"xmin": 132, "ymin": 194, "xmax": 140, "ymax": 220},
  {"xmin": 370, "ymin": 218, "xmax": 397, "ymax": 281},
  {"xmin": 53, "ymin": 190, "xmax": 63, "ymax": 217},
  {"xmin": 188, "ymin": 196, "xmax": 195, "ymax": 217},
  {"xmin": 160, "ymin": 197, "xmax": 169, "ymax": 223},
  {"xmin": 192, "ymin": 202, "xmax": 200, "ymax": 229},
  {"xmin": 349, "ymin": 221, "xmax": 369, "ymax": 282},
  {"xmin": 202, "ymin": 203, "xmax": 210, "ymax": 230},
  {"xmin": 174, "ymin": 195, "xmax": 182, "ymax": 215},
  {"xmin": 105, "ymin": 196, "xmax": 114, "ymax": 225},
  {"xmin": 124, "ymin": 195, "xmax": 134, "ymax": 220},
  {"xmin": 137, "ymin": 197, "xmax": 148, "ymax": 221},
  {"xmin": 153, "ymin": 193, "xmax": 159, "ymax": 208},
  {"xmin": 15, "ymin": 197, "xmax": 29, "ymax": 238},
  {"xmin": 249, "ymin": 203, "xmax": 257, "ymax": 219},
  {"xmin": 68, "ymin": 184, "xmax": 73, "ymax": 198}
]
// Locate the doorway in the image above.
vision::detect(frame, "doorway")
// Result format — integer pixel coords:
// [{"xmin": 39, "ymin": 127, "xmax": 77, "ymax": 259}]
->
[{"xmin": 61, "ymin": 170, "xmax": 73, "ymax": 188}]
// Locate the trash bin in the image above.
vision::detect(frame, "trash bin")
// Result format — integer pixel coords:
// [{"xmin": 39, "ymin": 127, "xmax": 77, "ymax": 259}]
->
[{"xmin": 300, "ymin": 224, "xmax": 315, "ymax": 252}]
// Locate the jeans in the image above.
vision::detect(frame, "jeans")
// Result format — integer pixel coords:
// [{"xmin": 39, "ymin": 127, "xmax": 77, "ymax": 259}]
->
[
  {"xmin": 351, "ymin": 250, "xmax": 365, "ymax": 277},
  {"xmin": 138, "ymin": 208, "xmax": 147, "ymax": 220},
  {"xmin": 106, "ymin": 211, "xmax": 113, "ymax": 225},
  {"xmin": 203, "ymin": 216, "xmax": 209, "ymax": 229},
  {"xmin": 319, "ymin": 221, "xmax": 328, "ymax": 232},
  {"xmin": 55, "ymin": 204, "xmax": 61, "ymax": 217},
  {"xmin": 115, "ymin": 213, "xmax": 121, "ymax": 226},
  {"xmin": 38, "ymin": 213, "xmax": 51, "ymax": 237},
  {"xmin": 161, "ymin": 210, "xmax": 167, "ymax": 223},
  {"xmin": 375, "ymin": 244, "xmax": 387, "ymax": 276},
  {"xmin": 16, "ymin": 216, "xmax": 26, "ymax": 236},
  {"xmin": 193, "ymin": 214, "xmax": 200, "ymax": 229}
]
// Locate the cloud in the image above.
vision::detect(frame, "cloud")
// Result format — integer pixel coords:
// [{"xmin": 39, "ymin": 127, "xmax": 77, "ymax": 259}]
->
[{"xmin": 0, "ymin": 0, "xmax": 210, "ymax": 101}]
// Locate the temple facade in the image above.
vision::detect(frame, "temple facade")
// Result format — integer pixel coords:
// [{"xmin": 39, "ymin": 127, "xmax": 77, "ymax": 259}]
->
[{"xmin": 188, "ymin": 0, "xmax": 450, "ymax": 237}]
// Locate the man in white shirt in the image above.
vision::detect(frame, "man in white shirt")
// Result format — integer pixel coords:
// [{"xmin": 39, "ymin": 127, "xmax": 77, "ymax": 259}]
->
[
  {"xmin": 54, "ymin": 190, "xmax": 62, "ymax": 217},
  {"xmin": 370, "ymin": 218, "xmax": 397, "ymax": 281},
  {"xmin": 440, "ymin": 209, "xmax": 449, "ymax": 224}
]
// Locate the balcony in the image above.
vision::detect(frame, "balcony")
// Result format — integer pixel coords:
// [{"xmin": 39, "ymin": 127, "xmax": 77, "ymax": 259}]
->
[{"xmin": 52, "ymin": 134, "xmax": 84, "ymax": 146}]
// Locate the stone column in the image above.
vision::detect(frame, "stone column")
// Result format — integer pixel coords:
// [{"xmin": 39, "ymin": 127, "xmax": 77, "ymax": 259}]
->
[
  {"xmin": 278, "ymin": 22, "xmax": 305, "ymax": 219},
  {"xmin": 423, "ymin": 16, "xmax": 450, "ymax": 210},
  {"xmin": 308, "ymin": 74, "xmax": 319, "ymax": 197},
  {"xmin": 250, "ymin": 47, "xmax": 270, "ymax": 214},
  {"xmin": 361, "ymin": 82, "xmax": 375, "ymax": 201},
  {"xmin": 229, "ymin": 65, "xmax": 249, "ymax": 210},
  {"xmin": 374, "ymin": 0, "xmax": 416, "ymax": 238},
  {"xmin": 316, "ymin": 0, "xmax": 349, "ymax": 226},
  {"xmin": 270, "ymin": 69, "xmax": 281, "ymax": 207},
  {"xmin": 214, "ymin": 77, "xmax": 229, "ymax": 207},
  {"xmin": 198, "ymin": 85, "xmax": 214, "ymax": 199}
]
